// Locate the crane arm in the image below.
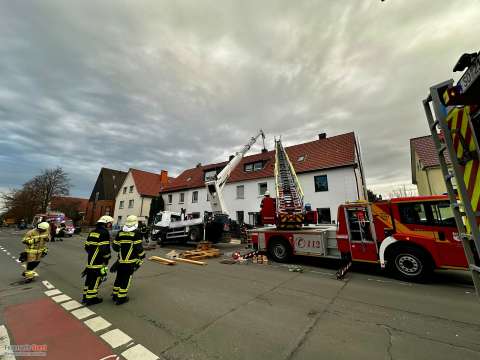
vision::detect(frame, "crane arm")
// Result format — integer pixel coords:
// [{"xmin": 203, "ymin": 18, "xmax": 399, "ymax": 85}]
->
[{"xmin": 205, "ymin": 130, "xmax": 265, "ymax": 215}]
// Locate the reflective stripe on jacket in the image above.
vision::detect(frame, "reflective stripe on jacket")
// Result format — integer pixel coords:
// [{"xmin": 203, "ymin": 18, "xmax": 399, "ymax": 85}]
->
[
  {"xmin": 85, "ymin": 226, "xmax": 111, "ymax": 269},
  {"xmin": 112, "ymin": 231, "xmax": 145, "ymax": 264}
]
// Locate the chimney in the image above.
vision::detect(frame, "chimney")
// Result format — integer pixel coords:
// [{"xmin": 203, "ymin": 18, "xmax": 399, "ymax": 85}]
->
[
  {"xmin": 196, "ymin": 162, "xmax": 202, "ymax": 168},
  {"xmin": 229, "ymin": 155, "xmax": 235, "ymax": 162},
  {"xmin": 160, "ymin": 170, "xmax": 168, "ymax": 186},
  {"xmin": 318, "ymin": 133, "xmax": 327, "ymax": 140}
]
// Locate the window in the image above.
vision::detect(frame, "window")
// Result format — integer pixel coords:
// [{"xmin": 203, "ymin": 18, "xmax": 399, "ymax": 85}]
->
[
  {"xmin": 298, "ymin": 155, "xmax": 305, "ymax": 162},
  {"xmin": 123, "ymin": 187, "xmax": 127, "ymax": 194},
  {"xmin": 168, "ymin": 194, "xmax": 172, "ymax": 204},
  {"xmin": 314, "ymin": 175, "xmax": 328, "ymax": 192},
  {"xmin": 187, "ymin": 177, "xmax": 192, "ymax": 182},
  {"xmin": 248, "ymin": 212, "xmax": 259, "ymax": 226},
  {"xmin": 258, "ymin": 182, "xmax": 268, "ymax": 196},
  {"xmin": 398, "ymin": 203, "xmax": 429, "ymax": 225},
  {"xmin": 435, "ymin": 202, "xmax": 456, "ymax": 226},
  {"xmin": 204, "ymin": 170, "xmax": 217, "ymax": 181},
  {"xmin": 105, "ymin": 207, "xmax": 111, "ymax": 215},
  {"xmin": 191, "ymin": 212, "xmax": 201, "ymax": 219},
  {"xmin": 129, "ymin": 185, "xmax": 134, "ymax": 193},
  {"xmin": 117, "ymin": 216, "xmax": 122, "ymax": 223},
  {"xmin": 179, "ymin": 193, "xmax": 185, "ymax": 203},
  {"xmin": 128, "ymin": 199, "xmax": 134, "ymax": 208},
  {"xmin": 237, "ymin": 211, "xmax": 244, "ymax": 224},
  {"xmin": 317, "ymin": 208, "xmax": 331, "ymax": 224},
  {"xmin": 119, "ymin": 201, "xmax": 124, "ymax": 209},
  {"xmin": 192, "ymin": 191, "xmax": 198, "ymax": 203},
  {"xmin": 245, "ymin": 161, "xmax": 264, "ymax": 172},
  {"xmin": 236, "ymin": 185, "xmax": 245, "ymax": 199}
]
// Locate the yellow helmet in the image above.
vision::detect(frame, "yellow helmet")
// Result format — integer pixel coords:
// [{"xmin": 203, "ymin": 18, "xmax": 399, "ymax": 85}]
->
[
  {"xmin": 37, "ymin": 222, "xmax": 50, "ymax": 231},
  {"xmin": 125, "ymin": 215, "xmax": 138, "ymax": 227},
  {"xmin": 97, "ymin": 215, "xmax": 114, "ymax": 224}
]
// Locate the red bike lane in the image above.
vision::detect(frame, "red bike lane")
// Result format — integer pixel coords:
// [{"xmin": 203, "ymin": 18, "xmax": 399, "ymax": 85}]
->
[{"xmin": 4, "ymin": 297, "xmax": 116, "ymax": 360}]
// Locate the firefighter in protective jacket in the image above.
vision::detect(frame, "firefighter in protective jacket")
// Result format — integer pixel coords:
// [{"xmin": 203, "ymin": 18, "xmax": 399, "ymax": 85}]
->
[
  {"xmin": 82, "ymin": 215, "xmax": 113, "ymax": 305},
  {"xmin": 21, "ymin": 222, "xmax": 50, "ymax": 281},
  {"xmin": 112, "ymin": 215, "xmax": 145, "ymax": 305}
]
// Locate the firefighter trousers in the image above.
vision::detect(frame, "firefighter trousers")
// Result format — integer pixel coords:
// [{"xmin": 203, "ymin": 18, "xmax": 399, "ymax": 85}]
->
[
  {"xmin": 83, "ymin": 268, "xmax": 103, "ymax": 300},
  {"xmin": 113, "ymin": 263, "xmax": 135, "ymax": 299}
]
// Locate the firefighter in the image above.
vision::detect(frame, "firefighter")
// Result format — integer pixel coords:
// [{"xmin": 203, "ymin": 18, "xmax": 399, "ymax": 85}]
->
[
  {"xmin": 82, "ymin": 215, "xmax": 113, "ymax": 306},
  {"xmin": 112, "ymin": 215, "xmax": 145, "ymax": 305},
  {"xmin": 21, "ymin": 222, "xmax": 50, "ymax": 282}
]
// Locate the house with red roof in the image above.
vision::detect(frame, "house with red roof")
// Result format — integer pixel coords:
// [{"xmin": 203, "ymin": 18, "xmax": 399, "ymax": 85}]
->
[
  {"xmin": 410, "ymin": 135, "xmax": 452, "ymax": 196},
  {"xmin": 114, "ymin": 168, "xmax": 170, "ymax": 225},
  {"xmin": 162, "ymin": 132, "xmax": 366, "ymax": 225}
]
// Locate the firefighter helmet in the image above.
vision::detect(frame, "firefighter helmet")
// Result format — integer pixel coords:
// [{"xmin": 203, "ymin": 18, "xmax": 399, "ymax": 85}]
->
[
  {"xmin": 97, "ymin": 215, "xmax": 114, "ymax": 224},
  {"xmin": 125, "ymin": 215, "xmax": 138, "ymax": 226},
  {"xmin": 37, "ymin": 222, "xmax": 50, "ymax": 231}
]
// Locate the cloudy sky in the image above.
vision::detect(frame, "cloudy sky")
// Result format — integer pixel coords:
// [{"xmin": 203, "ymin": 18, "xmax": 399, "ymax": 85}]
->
[{"xmin": 1, "ymin": 0, "xmax": 479, "ymax": 199}]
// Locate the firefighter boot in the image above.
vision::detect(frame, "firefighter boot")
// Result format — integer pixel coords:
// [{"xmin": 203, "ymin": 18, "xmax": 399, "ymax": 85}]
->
[
  {"xmin": 86, "ymin": 297, "xmax": 103, "ymax": 306},
  {"xmin": 115, "ymin": 296, "xmax": 129, "ymax": 305}
]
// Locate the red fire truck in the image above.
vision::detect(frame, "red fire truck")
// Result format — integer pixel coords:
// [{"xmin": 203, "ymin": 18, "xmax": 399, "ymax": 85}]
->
[{"xmin": 250, "ymin": 195, "xmax": 472, "ymax": 282}]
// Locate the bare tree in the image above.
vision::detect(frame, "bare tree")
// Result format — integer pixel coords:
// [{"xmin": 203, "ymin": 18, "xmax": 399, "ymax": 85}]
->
[
  {"xmin": 0, "ymin": 167, "xmax": 71, "ymax": 222},
  {"xmin": 388, "ymin": 184, "xmax": 418, "ymax": 199}
]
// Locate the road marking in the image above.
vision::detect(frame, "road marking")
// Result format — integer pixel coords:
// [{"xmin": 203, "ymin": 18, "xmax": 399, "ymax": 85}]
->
[
  {"xmin": 61, "ymin": 300, "xmax": 83, "ymax": 311},
  {"xmin": 121, "ymin": 344, "xmax": 159, "ymax": 360},
  {"xmin": 84, "ymin": 316, "xmax": 112, "ymax": 332},
  {"xmin": 71, "ymin": 307, "xmax": 96, "ymax": 320},
  {"xmin": 6, "ymin": 252, "xmax": 10, "ymax": 255},
  {"xmin": 42, "ymin": 280, "xmax": 55, "ymax": 289},
  {"xmin": 51, "ymin": 294, "xmax": 72, "ymax": 303},
  {"xmin": 45, "ymin": 289, "xmax": 62, "ymax": 297},
  {"xmin": 100, "ymin": 329, "xmax": 132, "ymax": 349}
]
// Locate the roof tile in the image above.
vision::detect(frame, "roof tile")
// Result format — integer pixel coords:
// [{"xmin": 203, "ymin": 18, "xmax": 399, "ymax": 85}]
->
[{"xmin": 410, "ymin": 135, "xmax": 451, "ymax": 168}]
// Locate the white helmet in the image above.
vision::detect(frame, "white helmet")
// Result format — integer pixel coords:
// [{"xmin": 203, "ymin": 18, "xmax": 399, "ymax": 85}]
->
[
  {"xmin": 125, "ymin": 215, "xmax": 138, "ymax": 226},
  {"xmin": 264, "ymin": 190, "xmax": 270, "ymax": 196},
  {"xmin": 37, "ymin": 222, "xmax": 50, "ymax": 231},
  {"xmin": 97, "ymin": 215, "xmax": 114, "ymax": 224}
]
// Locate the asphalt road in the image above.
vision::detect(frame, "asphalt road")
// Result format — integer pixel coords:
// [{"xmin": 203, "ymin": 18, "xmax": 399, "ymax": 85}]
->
[{"xmin": 1, "ymin": 228, "xmax": 480, "ymax": 360}]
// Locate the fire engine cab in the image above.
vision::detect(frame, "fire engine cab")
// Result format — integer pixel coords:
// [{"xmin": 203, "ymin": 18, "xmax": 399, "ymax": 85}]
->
[{"xmin": 250, "ymin": 195, "xmax": 470, "ymax": 281}]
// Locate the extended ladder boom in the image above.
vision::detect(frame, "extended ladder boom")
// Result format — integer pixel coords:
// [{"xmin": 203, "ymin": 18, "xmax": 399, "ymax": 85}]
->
[{"xmin": 274, "ymin": 139, "xmax": 304, "ymax": 229}]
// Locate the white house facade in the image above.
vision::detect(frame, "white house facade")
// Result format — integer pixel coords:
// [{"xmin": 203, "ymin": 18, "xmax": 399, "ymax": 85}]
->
[
  {"xmin": 114, "ymin": 169, "xmax": 169, "ymax": 225},
  {"xmin": 161, "ymin": 132, "xmax": 366, "ymax": 225}
]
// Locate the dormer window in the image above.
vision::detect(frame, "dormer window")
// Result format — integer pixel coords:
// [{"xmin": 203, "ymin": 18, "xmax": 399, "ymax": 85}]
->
[
  {"xmin": 298, "ymin": 155, "xmax": 305, "ymax": 162},
  {"xmin": 244, "ymin": 161, "xmax": 264, "ymax": 172}
]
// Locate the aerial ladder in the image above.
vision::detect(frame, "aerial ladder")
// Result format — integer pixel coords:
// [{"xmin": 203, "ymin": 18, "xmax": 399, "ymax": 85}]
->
[
  {"xmin": 274, "ymin": 139, "xmax": 304, "ymax": 229},
  {"xmin": 423, "ymin": 51, "xmax": 480, "ymax": 297}
]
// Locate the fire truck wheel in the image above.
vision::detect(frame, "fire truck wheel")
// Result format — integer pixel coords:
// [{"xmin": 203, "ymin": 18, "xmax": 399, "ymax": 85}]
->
[
  {"xmin": 387, "ymin": 246, "xmax": 432, "ymax": 282},
  {"xmin": 268, "ymin": 237, "xmax": 292, "ymax": 263},
  {"xmin": 188, "ymin": 227, "xmax": 201, "ymax": 242}
]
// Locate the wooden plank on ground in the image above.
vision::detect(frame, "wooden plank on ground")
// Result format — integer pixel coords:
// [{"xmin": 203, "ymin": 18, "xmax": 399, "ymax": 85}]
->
[
  {"xmin": 148, "ymin": 256, "xmax": 176, "ymax": 265},
  {"xmin": 175, "ymin": 257, "xmax": 207, "ymax": 266}
]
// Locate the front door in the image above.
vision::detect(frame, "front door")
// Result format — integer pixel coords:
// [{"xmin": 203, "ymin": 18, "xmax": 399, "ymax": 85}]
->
[{"xmin": 345, "ymin": 206, "xmax": 378, "ymax": 262}]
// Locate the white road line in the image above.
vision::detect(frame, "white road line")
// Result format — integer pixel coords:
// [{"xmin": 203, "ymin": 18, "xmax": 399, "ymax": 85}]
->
[
  {"xmin": 45, "ymin": 289, "xmax": 62, "ymax": 297},
  {"xmin": 100, "ymin": 329, "xmax": 132, "ymax": 349},
  {"xmin": 6, "ymin": 252, "xmax": 10, "ymax": 255},
  {"xmin": 121, "ymin": 344, "xmax": 159, "ymax": 360},
  {"xmin": 51, "ymin": 294, "xmax": 72, "ymax": 303},
  {"xmin": 71, "ymin": 307, "xmax": 96, "ymax": 320},
  {"xmin": 61, "ymin": 300, "xmax": 83, "ymax": 311},
  {"xmin": 42, "ymin": 280, "xmax": 55, "ymax": 289},
  {"xmin": 84, "ymin": 316, "xmax": 112, "ymax": 332},
  {"xmin": 0, "ymin": 325, "xmax": 16, "ymax": 360}
]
